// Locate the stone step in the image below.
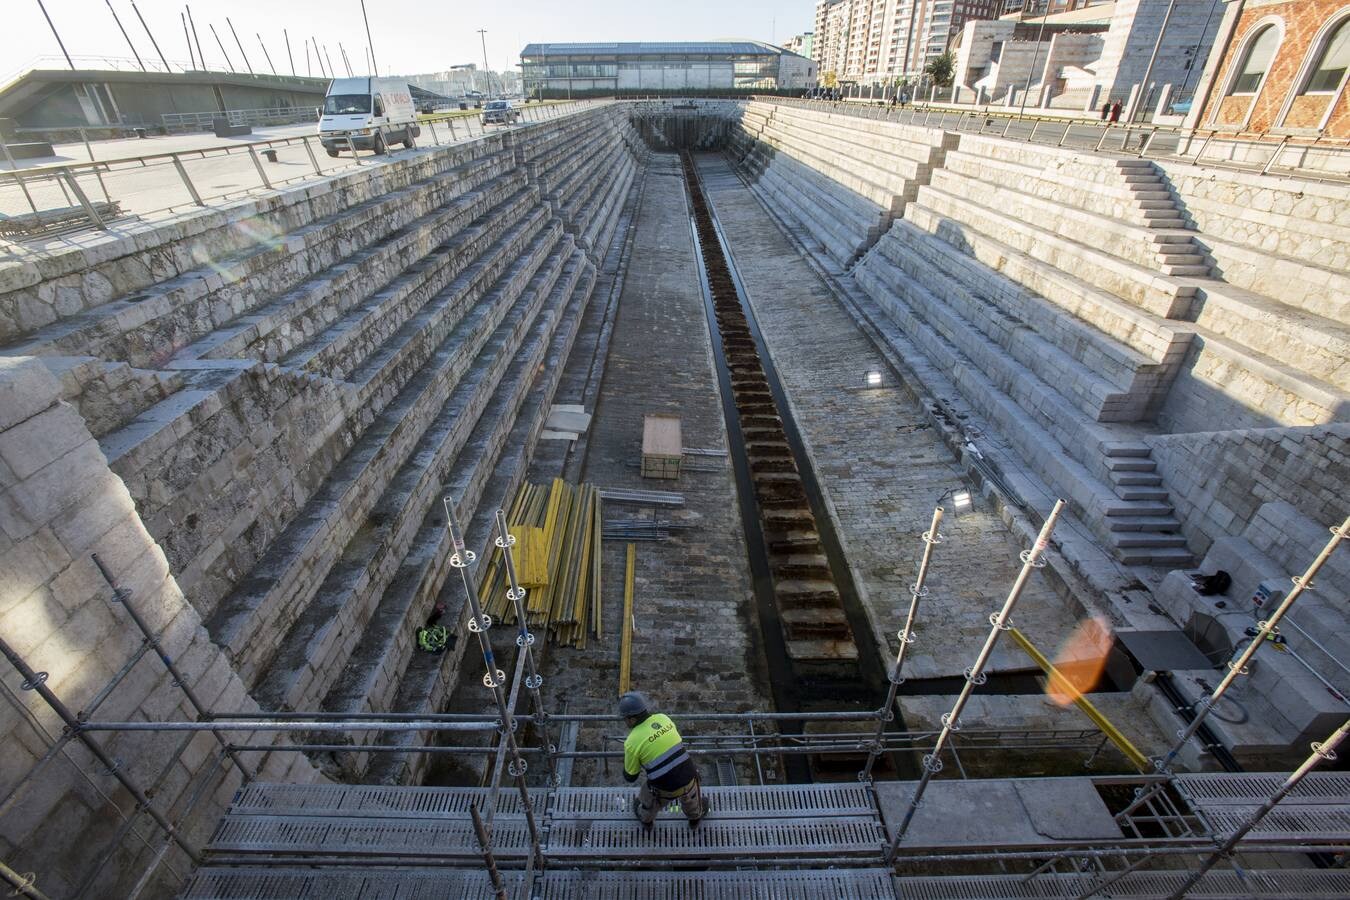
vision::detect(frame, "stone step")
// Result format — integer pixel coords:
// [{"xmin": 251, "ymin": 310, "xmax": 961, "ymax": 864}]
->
[
  {"xmin": 1117, "ymin": 486, "xmax": 1171, "ymax": 501},
  {"xmin": 1114, "ymin": 531, "xmax": 1189, "ymax": 548},
  {"xmin": 252, "ymin": 237, "xmax": 573, "ymax": 711},
  {"xmin": 320, "ymin": 253, "xmax": 589, "ymax": 735},
  {"xmin": 863, "ymin": 232, "xmax": 1148, "ymax": 424},
  {"xmin": 1101, "ymin": 441, "xmax": 1152, "ymax": 457},
  {"xmin": 205, "ymin": 221, "xmax": 564, "ymax": 684},
  {"xmin": 1161, "ymin": 264, "xmax": 1211, "ymax": 276},
  {"xmin": 902, "ymin": 202, "xmax": 1196, "ymax": 360},
  {"xmin": 1118, "ymin": 547, "xmax": 1195, "ymax": 567},
  {"xmin": 178, "ymin": 158, "xmax": 519, "ymax": 367},
  {"xmin": 7, "ymin": 144, "xmax": 510, "ymax": 367},
  {"xmin": 1156, "ymin": 253, "xmax": 1206, "ymax": 266},
  {"xmin": 1106, "ymin": 515, "xmax": 1183, "ymax": 532},
  {"xmin": 1107, "ymin": 458, "xmax": 1157, "ymax": 472},
  {"xmin": 911, "ymin": 186, "xmax": 1197, "ymax": 319},
  {"xmin": 1102, "ymin": 500, "xmax": 1174, "ymax": 517},
  {"xmin": 284, "ymin": 187, "xmax": 539, "ymax": 379},
  {"xmin": 1109, "ymin": 470, "xmax": 1163, "ymax": 486},
  {"xmin": 362, "ymin": 251, "xmax": 600, "ymax": 786},
  {"xmin": 1134, "ymin": 199, "xmax": 1176, "ymax": 210},
  {"xmin": 850, "ymin": 260, "xmax": 1180, "ymax": 563}
]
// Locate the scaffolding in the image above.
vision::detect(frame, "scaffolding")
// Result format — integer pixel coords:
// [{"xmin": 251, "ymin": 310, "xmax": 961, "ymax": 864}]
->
[{"xmin": 2, "ymin": 502, "xmax": 1348, "ymax": 899}]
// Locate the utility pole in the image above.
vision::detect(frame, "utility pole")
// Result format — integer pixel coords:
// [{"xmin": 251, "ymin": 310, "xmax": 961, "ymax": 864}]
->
[
  {"xmin": 186, "ymin": 6, "xmax": 206, "ymax": 74},
  {"xmin": 107, "ymin": 1, "xmax": 146, "ymax": 71},
  {"xmin": 324, "ymin": 44, "xmax": 337, "ymax": 81},
  {"xmin": 182, "ymin": 13, "xmax": 195, "ymax": 70},
  {"xmin": 361, "ymin": 0, "xmax": 378, "ymax": 78},
  {"xmin": 257, "ymin": 34, "xmax": 277, "ymax": 76},
  {"xmin": 339, "ymin": 43, "xmax": 354, "ymax": 77},
  {"xmin": 210, "ymin": 23, "xmax": 235, "ymax": 73},
  {"xmin": 284, "ymin": 29, "xmax": 295, "ymax": 77},
  {"xmin": 226, "ymin": 17, "xmax": 253, "ymax": 74},
  {"xmin": 35, "ymin": 0, "xmax": 75, "ymax": 70},
  {"xmin": 1017, "ymin": 0, "xmax": 1051, "ymax": 118},
  {"xmin": 130, "ymin": 0, "xmax": 171, "ymax": 72},
  {"xmin": 479, "ymin": 29, "xmax": 492, "ymax": 100},
  {"xmin": 1131, "ymin": 0, "xmax": 1179, "ymax": 122}
]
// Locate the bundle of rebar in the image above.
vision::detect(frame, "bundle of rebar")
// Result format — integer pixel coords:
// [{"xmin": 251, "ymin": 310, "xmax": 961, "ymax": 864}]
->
[{"xmin": 479, "ymin": 479, "xmax": 603, "ymax": 649}]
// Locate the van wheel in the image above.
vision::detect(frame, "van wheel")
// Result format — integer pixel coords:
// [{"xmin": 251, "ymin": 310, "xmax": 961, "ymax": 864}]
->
[
  {"xmin": 326, "ymin": 148, "xmax": 340, "ymax": 158},
  {"xmin": 404, "ymin": 133, "xmax": 416, "ymax": 150},
  {"xmin": 373, "ymin": 134, "xmax": 386, "ymax": 155}
]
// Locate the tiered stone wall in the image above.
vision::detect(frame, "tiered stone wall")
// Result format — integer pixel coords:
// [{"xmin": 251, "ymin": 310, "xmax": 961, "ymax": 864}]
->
[
  {"xmin": 0, "ymin": 105, "xmax": 643, "ymax": 891},
  {"xmin": 0, "ymin": 357, "xmax": 324, "ymax": 899}
]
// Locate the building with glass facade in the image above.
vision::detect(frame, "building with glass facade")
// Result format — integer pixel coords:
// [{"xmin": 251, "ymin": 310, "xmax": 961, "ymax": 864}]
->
[{"xmin": 519, "ymin": 41, "xmax": 818, "ymax": 96}]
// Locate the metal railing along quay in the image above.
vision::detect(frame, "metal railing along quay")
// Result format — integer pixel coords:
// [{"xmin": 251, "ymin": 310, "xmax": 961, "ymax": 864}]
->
[
  {"xmin": 760, "ymin": 95, "xmax": 1350, "ymax": 183},
  {"xmin": 0, "ymin": 100, "xmax": 602, "ymax": 239}
]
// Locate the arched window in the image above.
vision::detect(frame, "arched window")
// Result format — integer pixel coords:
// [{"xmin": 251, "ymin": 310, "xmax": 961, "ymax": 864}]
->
[
  {"xmin": 1300, "ymin": 17, "xmax": 1349, "ymax": 94},
  {"xmin": 1228, "ymin": 25, "xmax": 1280, "ymax": 94}
]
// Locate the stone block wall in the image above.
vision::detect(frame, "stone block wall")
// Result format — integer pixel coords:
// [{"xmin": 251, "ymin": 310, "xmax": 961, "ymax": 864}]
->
[
  {"xmin": 1146, "ymin": 422, "xmax": 1350, "ymax": 559},
  {"xmin": 0, "ymin": 357, "xmax": 324, "ymax": 898}
]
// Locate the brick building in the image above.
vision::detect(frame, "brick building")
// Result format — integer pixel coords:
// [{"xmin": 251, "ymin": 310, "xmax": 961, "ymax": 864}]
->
[{"xmin": 1192, "ymin": 0, "xmax": 1349, "ymax": 135}]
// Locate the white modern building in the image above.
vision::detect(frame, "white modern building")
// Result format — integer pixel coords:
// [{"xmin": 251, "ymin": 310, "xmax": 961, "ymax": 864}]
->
[{"xmin": 520, "ymin": 42, "xmax": 818, "ymax": 96}]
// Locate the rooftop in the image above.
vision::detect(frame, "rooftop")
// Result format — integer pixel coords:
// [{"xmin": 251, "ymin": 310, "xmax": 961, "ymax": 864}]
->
[{"xmin": 521, "ymin": 40, "xmax": 800, "ymax": 58}]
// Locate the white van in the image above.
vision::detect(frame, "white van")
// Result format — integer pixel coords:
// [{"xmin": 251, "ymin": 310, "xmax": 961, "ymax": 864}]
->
[{"xmin": 319, "ymin": 77, "xmax": 421, "ymax": 157}]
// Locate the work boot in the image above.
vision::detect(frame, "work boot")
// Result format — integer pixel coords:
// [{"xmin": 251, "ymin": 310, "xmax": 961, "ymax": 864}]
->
[
  {"xmin": 688, "ymin": 797, "xmax": 710, "ymax": 829},
  {"xmin": 633, "ymin": 797, "xmax": 653, "ymax": 829}
]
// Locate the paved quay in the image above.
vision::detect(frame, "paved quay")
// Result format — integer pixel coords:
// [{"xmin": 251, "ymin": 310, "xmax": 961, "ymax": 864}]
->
[{"xmin": 694, "ymin": 153, "xmax": 1080, "ymax": 681}]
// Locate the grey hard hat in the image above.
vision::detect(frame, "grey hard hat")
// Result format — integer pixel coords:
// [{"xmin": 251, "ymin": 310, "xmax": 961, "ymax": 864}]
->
[{"xmin": 618, "ymin": 691, "xmax": 651, "ymax": 718}]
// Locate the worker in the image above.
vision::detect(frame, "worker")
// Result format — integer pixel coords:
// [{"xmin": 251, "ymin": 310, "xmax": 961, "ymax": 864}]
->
[
  {"xmin": 415, "ymin": 601, "xmax": 450, "ymax": 653},
  {"xmin": 620, "ymin": 691, "xmax": 708, "ymax": 827}
]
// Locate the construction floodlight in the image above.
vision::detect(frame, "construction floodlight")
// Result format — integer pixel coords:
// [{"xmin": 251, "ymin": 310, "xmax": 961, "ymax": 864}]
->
[
  {"xmin": 865, "ymin": 370, "xmax": 883, "ymax": 387},
  {"xmin": 952, "ymin": 489, "xmax": 972, "ymax": 512}
]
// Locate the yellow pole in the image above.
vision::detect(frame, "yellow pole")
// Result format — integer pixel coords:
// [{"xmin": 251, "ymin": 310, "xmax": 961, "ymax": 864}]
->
[
  {"xmin": 1008, "ymin": 627, "xmax": 1150, "ymax": 772},
  {"xmin": 619, "ymin": 543, "xmax": 636, "ymax": 694}
]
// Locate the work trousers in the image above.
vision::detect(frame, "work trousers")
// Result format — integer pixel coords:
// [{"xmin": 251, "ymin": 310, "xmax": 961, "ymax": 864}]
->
[{"xmin": 634, "ymin": 774, "xmax": 705, "ymax": 824}]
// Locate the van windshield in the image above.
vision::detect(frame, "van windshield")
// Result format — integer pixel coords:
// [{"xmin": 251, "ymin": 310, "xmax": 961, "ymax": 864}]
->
[{"xmin": 324, "ymin": 94, "xmax": 371, "ymax": 115}]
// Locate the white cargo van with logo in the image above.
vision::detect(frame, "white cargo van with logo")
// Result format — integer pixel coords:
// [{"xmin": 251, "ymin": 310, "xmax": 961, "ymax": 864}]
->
[{"xmin": 319, "ymin": 77, "xmax": 421, "ymax": 157}]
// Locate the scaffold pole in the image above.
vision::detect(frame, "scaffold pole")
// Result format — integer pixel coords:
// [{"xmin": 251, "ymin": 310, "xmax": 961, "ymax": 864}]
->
[
  {"xmin": 885, "ymin": 499, "xmax": 1065, "ymax": 861},
  {"xmin": 862, "ymin": 505, "xmax": 943, "ymax": 782},
  {"xmin": 494, "ymin": 508, "xmax": 559, "ymax": 785},
  {"xmin": 1166, "ymin": 717, "xmax": 1348, "ymax": 899},
  {"xmin": 443, "ymin": 497, "xmax": 544, "ymax": 868}
]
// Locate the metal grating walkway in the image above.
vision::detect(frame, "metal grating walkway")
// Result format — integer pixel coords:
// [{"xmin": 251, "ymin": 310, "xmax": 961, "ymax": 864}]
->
[
  {"xmin": 893, "ymin": 869, "xmax": 1350, "ymax": 899},
  {"xmin": 537, "ymin": 867, "xmax": 897, "ymax": 898},
  {"xmin": 182, "ymin": 866, "xmax": 521, "ymax": 899},
  {"xmin": 1174, "ymin": 772, "xmax": 1350, "ymax": 843},
  {"xmin": 204, "ymin": 782, "xmax": 887, "ymax": 864}
]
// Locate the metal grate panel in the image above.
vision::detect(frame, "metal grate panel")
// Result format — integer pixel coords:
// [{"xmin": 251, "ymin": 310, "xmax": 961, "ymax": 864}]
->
[
  {"xmin": 1175, "ymin": 772, "xmax": 1350, "ymax": 805},
  {"xmin": 545, "ymin": 815, "xmax": 885, "ymax": 858},
  {"xmin": 539, "ymin": 867, "xmax": 896, "ymax": 899},
  {"xmin": 229, "ymin": 782, "xmax": 545, "ymax": 818},
  {"xmin": 182, "ymin": 866, "xmax": 519, "ymax": 899},
  {"xmin": 1198, "ymin": 803, "xmax": 1350, "ymax": 842},
  {"xmin": 549, "ymin": 783, "xmax": 876, "ymax": 818},
  {"xmin": 895, "ymin": 868, "xmax": 1350, "ymax": 898},
  {"xmin": 206, "ymin": 814, "xmax": 532, "ymax": 859}
]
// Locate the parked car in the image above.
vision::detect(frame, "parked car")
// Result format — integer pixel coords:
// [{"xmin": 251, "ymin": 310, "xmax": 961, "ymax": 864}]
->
[{"xmin": 481, "ymin": 99, "xmax": 521, "ymax": 126}]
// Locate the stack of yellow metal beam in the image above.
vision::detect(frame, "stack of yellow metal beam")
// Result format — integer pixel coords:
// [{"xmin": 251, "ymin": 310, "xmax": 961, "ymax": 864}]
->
[{"xmin": 480, "ymin": 479, "xmax": 603, "ymax": 649}]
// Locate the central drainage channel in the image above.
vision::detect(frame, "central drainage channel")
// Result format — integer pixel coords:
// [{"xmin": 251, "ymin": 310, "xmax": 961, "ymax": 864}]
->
[{"xmin": 681, "ymin": 152, "xmax": 907, "ymax": 778}]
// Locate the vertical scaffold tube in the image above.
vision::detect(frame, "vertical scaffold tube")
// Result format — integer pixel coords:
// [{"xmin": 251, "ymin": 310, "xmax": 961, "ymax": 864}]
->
[
  {"xmin": 862, "ymin": 505, "xmax": 943, "ymax": 782},
  {"xmin": 442, "ymin": 498, "xmax": 543, "ymax": 867},
  {"xmin": 886, "ymin": 500, "xmax": 1065, "ymax": 861},
  {"xmin": 1166, "ymin": 717, "xmax": 1348, "ymax": 899},
  {"xmin": 494, "ymin": 508, "xmax": 559, "ymax": 786},
  {"xmin": 470, "ymin": 802, "xmax": 509, "ymax": 900}
]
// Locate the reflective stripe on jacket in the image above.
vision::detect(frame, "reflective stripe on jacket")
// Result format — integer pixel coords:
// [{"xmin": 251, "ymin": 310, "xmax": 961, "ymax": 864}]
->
[{"xmin": 624, "ymin": 713, "xmax": 695, "ymax": 789}]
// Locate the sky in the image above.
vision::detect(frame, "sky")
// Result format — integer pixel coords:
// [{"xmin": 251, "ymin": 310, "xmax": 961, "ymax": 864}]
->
[{"xmin": 8, "ymin": 0, "xmax": 817, "ymax": 79}]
